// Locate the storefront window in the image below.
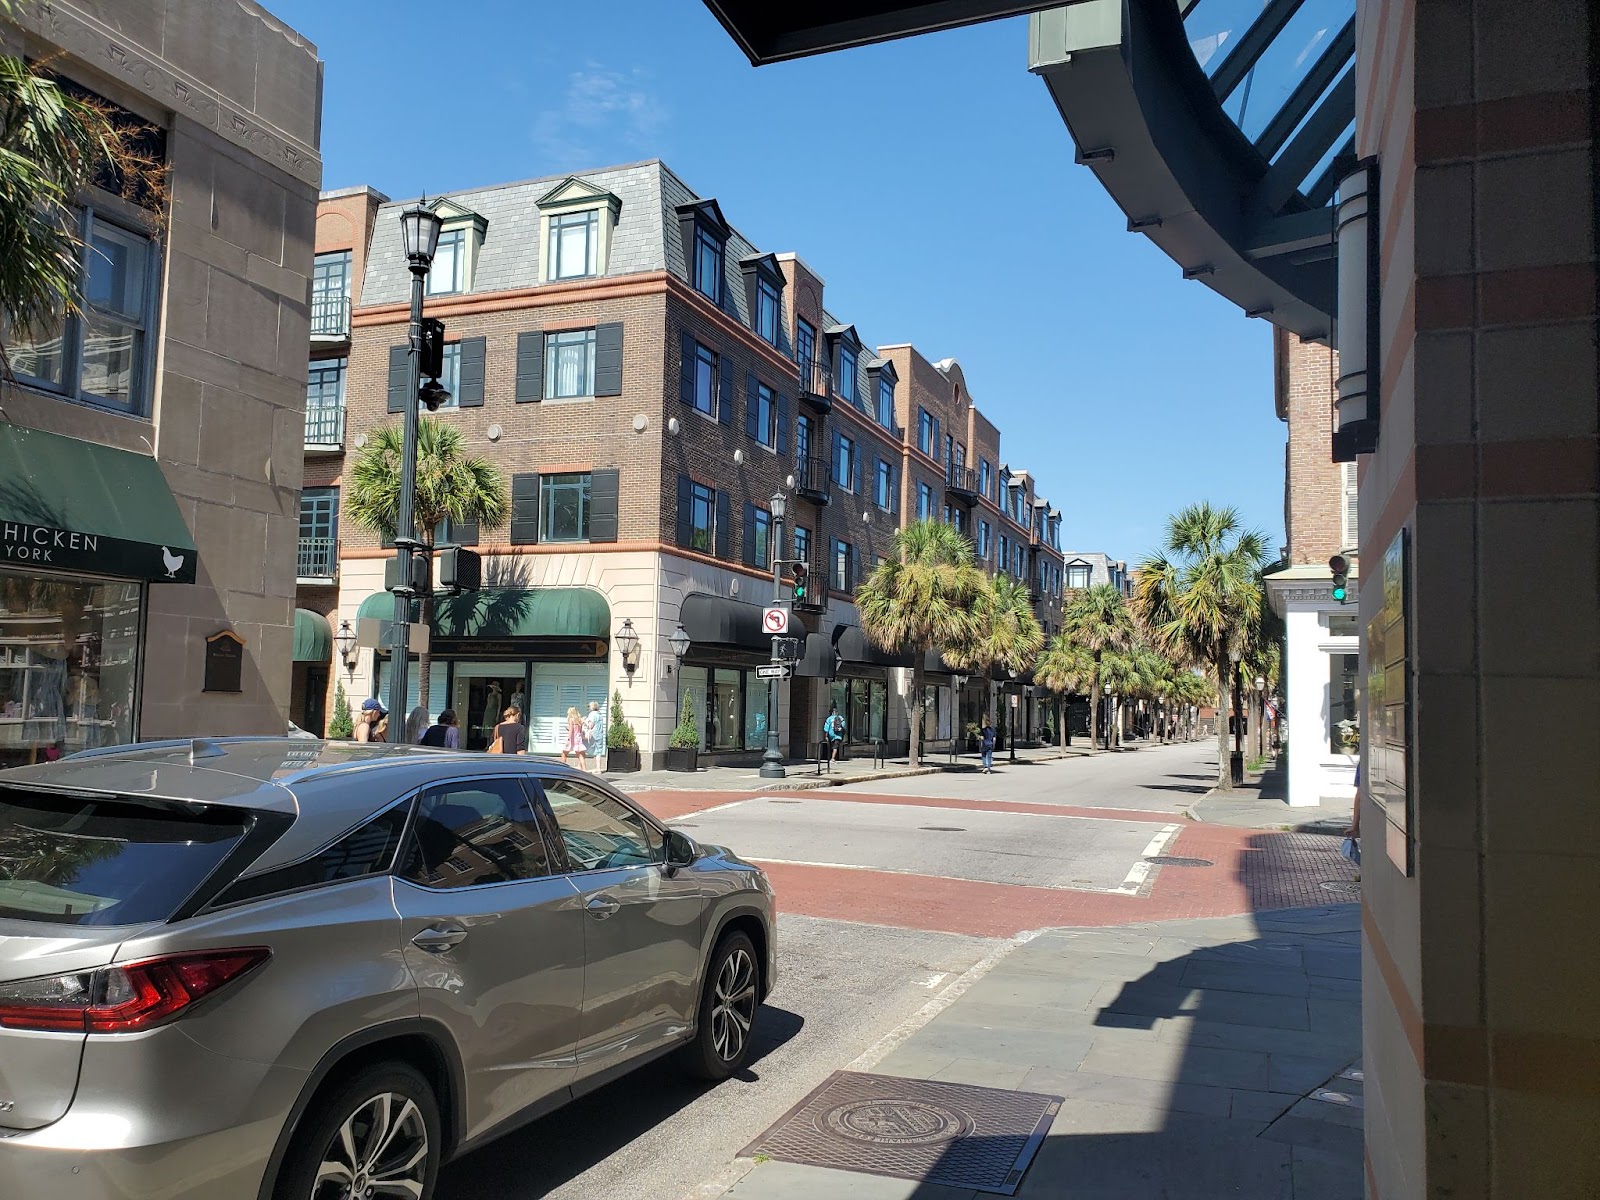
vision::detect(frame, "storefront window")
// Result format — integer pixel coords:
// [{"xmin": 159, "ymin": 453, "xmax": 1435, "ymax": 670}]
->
[
  {"xmin": 829, "ymin": 677, "xmax": 888, "ymax": 745},
  {"xmin": 743, "ymin": 676, "xmax": 771, "ymax": 750},
  {"xmin": 0, "ymin": 569, "xmax": 140, "ymax": 766},
  {"xmin": 707, "ymin": 668, "xmax": 742, "ymax": 752},
  {"xmin": 1329, "ymin": 652, "xmax": 1359, "ymax": 754}
]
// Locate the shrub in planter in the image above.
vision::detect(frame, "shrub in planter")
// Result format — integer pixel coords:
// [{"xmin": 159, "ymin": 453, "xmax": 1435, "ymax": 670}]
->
[
  {"xmin": 665, "ymin": 689, "xmax": 700, "ymax": 771},
  {"xmin": 327, "ymin": 681, "xmax": 354, "ymax": 739},
  {"xmin": 605, "ymin": 689, "xmax": 640, "ymax": 772}
]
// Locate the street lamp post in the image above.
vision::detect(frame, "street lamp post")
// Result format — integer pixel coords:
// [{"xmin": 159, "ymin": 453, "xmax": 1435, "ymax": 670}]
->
[
  {"xmin": 1103, "ymin": 682, "xmax": 1112, "ymax": 751},
  {"xmin": 759, "ymin": 491, "xmax": 787, "ymax": 779},
  {"xmin": 1253, "ymin": 674, "xmax": 1266, "ymax": 761},
  {"xmin": 1007, "ymin": 669, "xmax": 1018, "ymax": 763},
  {"xmin": 1227, "ymin": 646, "xmax": 1244, "ymax": 786},
  {"xmin": 386, "ymin": 202, "xmax": 443, "ymax": 723}
]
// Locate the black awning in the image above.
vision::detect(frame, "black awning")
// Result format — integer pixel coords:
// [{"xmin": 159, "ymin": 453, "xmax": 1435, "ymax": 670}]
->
[
  {"xmin": 833, "ymin": 624, "xmax": 913, "ymax": 669},
  {"xmin": 679, "ymin": 593, "xmax": 772, "ymax": 652}
]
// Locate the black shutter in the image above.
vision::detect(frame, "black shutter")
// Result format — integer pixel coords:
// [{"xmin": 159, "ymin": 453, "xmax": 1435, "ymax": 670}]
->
[
  {"xmin": 714, "ymin": 490, "xmax": 731, "ymax": 560},
  {"xmin": 776, "ymin": 395, "xmax": 789, "ymax": 457},
  {"xmin": 717, "ymin": 357, "xmax": 734, "ymax": 426},
  {"xmin": 742, "ymin": 501, "xmax": 757, "ymax": 566},
  {"xmin": 675, "ymin": 474, "xmax": 693, "ymax": 549},
  {"xmin": 853, "ymin": 445, "xmax": 862, "ymax": 495},
  {"xmin": 744, "ymin": 373, "xmax": 759, "ymax": 441},
  {"xmin": 588, "ymin": 468, "xmax": 619, "ymax": 543},
  {"xmin": 387, "ymin": 345, "xmax": 409, "ymax": 413},
  {"xmin": 679, "ymin": 332, "xmax": 695, "ymax": 407},
  {"xmin": 831, "ymin": 430, "xmax": 843, "ymax": 487},
  {"xmin": 594, "ymin": 322, "xmax": 623, "ymax": 397},
  {"xmin": 452, "ymin": 518, "xmax": 479, "ymax": 547},
  {"xmin": 510, "ymin": 474, "xmax": 541, "ymax": 545},
  {"xmin": 891, "ymin": 464, "xmax": 900, "ymax": 514},
  {"xmin": 457, "ymin": 336, "xmax": 485, "ymax": 407},
  {"xmin": 515, "ymin": 330, "xmax": 544, "ymax": 402}
]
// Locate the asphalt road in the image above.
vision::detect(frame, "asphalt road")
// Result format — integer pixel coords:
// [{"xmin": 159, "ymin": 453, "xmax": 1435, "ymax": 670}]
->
[{"xmin": 435, "ymin": 914, "xmax": 994, "ymax": 1200}]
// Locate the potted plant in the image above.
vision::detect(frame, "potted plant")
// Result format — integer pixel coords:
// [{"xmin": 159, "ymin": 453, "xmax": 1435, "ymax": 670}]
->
[
  {"xmin": 327, "ymin": 681, "xmax": 354, "ymax": 739},
  {"xmin": 605, "ymin": 689, "xmax": 640, "ymax": 773},
  {"xmin": 964, "ymin": 721, "xmax": 981, "ymax": 753},
  {"xmin": 665, "ymin": 690, "xmax": 700, "ymax": 772}
]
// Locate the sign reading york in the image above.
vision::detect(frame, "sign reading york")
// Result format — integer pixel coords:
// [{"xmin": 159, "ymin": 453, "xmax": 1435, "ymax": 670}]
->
[{"xmin": 0, "ymin": 521, "xmax": 196, "ymax": 583}]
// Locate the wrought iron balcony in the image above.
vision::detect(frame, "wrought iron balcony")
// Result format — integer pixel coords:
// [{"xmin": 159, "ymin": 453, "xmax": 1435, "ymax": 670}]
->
[
  {"xmin": 797, "ymin": 354, "xmax": 832, "ymax": 411},
  {"xmin": 309, "ymin": 292, "xmax": 351, "ymax": 340},
  {"xmin": 297, "ymin": 537, "xmax": 337, "ymax": 581},
  {"xmin": 945, "ymin": 463, "xmax": 980, "ymax": 502},
  {"xmin": 795, "ymin": 454, "xmax": 832, "ymax": 503},
  {"xmin": 304, "ymin": 402, "xmax": 344, "ymax": 450}
]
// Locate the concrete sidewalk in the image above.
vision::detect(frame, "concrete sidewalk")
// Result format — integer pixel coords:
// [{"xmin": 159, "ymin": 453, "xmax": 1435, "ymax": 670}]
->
[
  {"xmin": 719, "ymin": 904, "xmax": 1363, "ymax": 1200},
  {"xmin": 609, "ymin": 741, "xmax": 1112, "ymax": 794},
  {"xmin": 1189, "ymin": 762, "xmax": 1353, "ymax": 833}
]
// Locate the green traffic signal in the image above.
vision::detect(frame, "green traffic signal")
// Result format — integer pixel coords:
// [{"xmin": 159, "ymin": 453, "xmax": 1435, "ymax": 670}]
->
[{"xmin": 1332, "ymin": 585, "xmax": 1346, "ymax": 602}]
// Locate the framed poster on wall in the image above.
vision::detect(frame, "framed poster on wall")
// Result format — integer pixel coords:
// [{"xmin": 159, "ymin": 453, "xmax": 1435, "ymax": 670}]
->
[{"xmin": 1366, "ymin": 529, "xmax": 1412, "ymax": 875}]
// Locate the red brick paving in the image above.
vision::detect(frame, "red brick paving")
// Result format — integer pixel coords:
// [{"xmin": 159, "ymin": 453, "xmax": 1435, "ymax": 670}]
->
[{"xmin": 631, "ymin": 789, "xmax": 1357, "ymax": 938}]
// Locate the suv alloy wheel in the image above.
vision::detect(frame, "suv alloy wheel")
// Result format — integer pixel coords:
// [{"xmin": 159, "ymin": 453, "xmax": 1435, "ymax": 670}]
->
[{"xmin": 275, "ymin": 1062, "xmax": 442, "ymax": 1200}]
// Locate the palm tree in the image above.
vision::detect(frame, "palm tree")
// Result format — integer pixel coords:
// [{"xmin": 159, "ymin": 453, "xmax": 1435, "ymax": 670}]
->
[
  {"xmin": 1057, "ymin": 583, "xmax": 1135, "ymax": 750},
  {"xmin": 948, "ymin": 573, "xmax": 1045, "ymax": 715},
  {"xmin": 1, "ymin": 7, "xmax": 166, "ymax": 375},
  {"xmin": 856, "ymin": 520, "xmax": 985, "ymax": 767},
  {"xmin": 1170, "ymin": 670, "xmax": 1211, "ymax": 741},
  {"xmin": 1035, "ymin": 635, "xmax": 1092, "ymax": 752},
  {"xmin": 347, "ymin": 418, "xmax": 509, "ymax": 713},
  {"xmin": 1133, "ymin": 502, "xmax": 1269, "ymax": 790}
]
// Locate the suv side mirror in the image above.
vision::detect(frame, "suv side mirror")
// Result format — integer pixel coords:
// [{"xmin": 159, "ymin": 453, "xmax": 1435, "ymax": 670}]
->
[{"xmin": 664, "ymin": 829, "xmax": 699, "ymax": 872}]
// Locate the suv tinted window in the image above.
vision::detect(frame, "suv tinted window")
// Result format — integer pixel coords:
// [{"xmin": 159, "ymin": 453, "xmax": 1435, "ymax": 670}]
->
[
  {"xmin": 213, "ymin": 805, "xmax": 409, "ymax": 906},
  {"xmin": 401, "ymin": 778, "xmax": 552, "ymax": 889},
  {"xmin": 541, "ymin": 778, "xmax": 661, "ymax": 871},
  {"xmin": 0, "ymin": 789, "xmax": 248, "ymax": 926}
]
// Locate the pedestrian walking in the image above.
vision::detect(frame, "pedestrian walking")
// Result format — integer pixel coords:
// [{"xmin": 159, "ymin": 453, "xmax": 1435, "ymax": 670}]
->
[
  {"xmin": 560, "ymin": 705, "xmax": 588, "ymax": 770},
  {"xmin": 979, "ymin": 717, "xmax": 996, "ymax": 773},
  {"xmin": 582, "ymin": 700, "xmax": 606, "ymax": 772},
  {"xmin": 823, "ymin": 703, "xmax": 845, "ymax": 763},
  {"xmin": 404, "ymin": 706, "xmax": 429, "ymax": 745},
  {"xmin": 419, "ymin": 709, "xmax": 459, "ymax": 749},
  {"xmin": 488, "ymin": 706, "xmax": 527, "ymax": 755}
]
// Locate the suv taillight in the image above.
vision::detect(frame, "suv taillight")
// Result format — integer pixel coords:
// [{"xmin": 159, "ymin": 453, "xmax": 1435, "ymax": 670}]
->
[{"xmin": 0, "ymin": 949, "xmax": 269, "ymax": 1033}]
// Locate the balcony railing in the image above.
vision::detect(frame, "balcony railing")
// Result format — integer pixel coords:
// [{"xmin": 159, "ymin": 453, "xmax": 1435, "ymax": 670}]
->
[
  {"xmin": 304, "ymin": 402, "xmax": 345, "ymax": 449},
  {"xmin": 795, "ymin": 454, "xmax": 832, "ymax": 502},
  {"xmin": 797, "ymin": 354, "xmax": 832, "ymax": 409},
  {"xmin": 310, "ymin": 292, "xmax": 351, "ymax": 340},
  {"xmin": 297, "ymin": 537, "xmax": 337, "ymax": 581},
  {"xmin": 945, "ymin": 463, "xmax": 980, "ymax": 501}
]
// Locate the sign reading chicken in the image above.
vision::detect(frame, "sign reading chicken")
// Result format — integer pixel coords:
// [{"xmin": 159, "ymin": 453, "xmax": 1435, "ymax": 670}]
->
[{"xmin": 0, "ymin": 520, "xmax": 197, "ymax": 583}]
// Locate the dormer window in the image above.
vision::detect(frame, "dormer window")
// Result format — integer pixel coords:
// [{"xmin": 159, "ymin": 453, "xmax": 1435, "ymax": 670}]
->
[
  {"xmin": 740, "ymin": 252, "xmax": 785, "ymax": 346},
  {"xmin": 677, "ymin": 198, "xmax": 731, "ymax": 308},
  {"xmin": 756, "ymin": 278, "xmax": 780, "ymax": 341},
  {"xmin": 867, "ymin": 358, "xmax": 899, "ymax": 433},
  {"xmin": 826, "ymin": 325, "xmax": 862, "ymax": 407},
  {"xmin": 694, "ymin": 226, "xmax": 723, "ymax": 302},
  {"xmin": 538, "ymin": 177, "xmax": 623, "ymax": 283},
  {"xmin": 428, "ymin": 228, "xmax": 466, "ymax": 296}
]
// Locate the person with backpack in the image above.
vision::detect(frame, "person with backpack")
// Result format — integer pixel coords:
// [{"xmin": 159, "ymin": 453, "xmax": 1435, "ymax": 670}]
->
[
  {"xmin": 420, "ymin": 709, "xmax": 459, "ymax": 749},
  {"xmin": 823, "ymin": 703, "xmax": 846, "ymax": 763},
  {"xmin": 979, "ymin": 716, "xmax": 997, "ymax": 773}
]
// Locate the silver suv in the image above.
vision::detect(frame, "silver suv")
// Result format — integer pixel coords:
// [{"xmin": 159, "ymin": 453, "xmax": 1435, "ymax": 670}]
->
[{"xmin": 0, "ymin": 739, "xmax": 775, "ymax": 1200}]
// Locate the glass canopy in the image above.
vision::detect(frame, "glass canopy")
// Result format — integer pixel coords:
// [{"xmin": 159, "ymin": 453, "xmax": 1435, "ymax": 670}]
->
[{"xmin": 1183, "ymin": 0, "xmax": 1357, "ymax": 205}]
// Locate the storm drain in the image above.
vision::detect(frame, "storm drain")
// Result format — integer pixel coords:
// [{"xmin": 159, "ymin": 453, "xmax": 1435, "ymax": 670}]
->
[
  {"xmin": 1320, "ymin": 880, "xmax": 1362, "ymax": 895},
  {"xmin": 1144, "ymin": 855, "xmax": 1214, "ymax": 868},
  {"xmin": 743, "ymin": 1071, "xmax": 1060, "ymax": 1196}
]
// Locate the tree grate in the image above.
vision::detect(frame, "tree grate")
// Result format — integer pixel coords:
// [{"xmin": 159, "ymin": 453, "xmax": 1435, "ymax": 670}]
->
[
  {"xmin": 1320, "ymin": 880, "xmax": 1362, "ymax": 894},
  {"xmin": 742, "ymin": 1071, "xmax": 1060, "ymax": 1195}
]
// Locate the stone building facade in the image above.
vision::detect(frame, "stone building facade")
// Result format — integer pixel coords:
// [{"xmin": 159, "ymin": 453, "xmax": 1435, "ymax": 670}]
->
[
  {"xmin": 293, "ymin": 160, "xmax": 1071, "ymax": 764},
  {"xmin": 1, "ymin": 0, "xmax": 320, "ymax": 765}
]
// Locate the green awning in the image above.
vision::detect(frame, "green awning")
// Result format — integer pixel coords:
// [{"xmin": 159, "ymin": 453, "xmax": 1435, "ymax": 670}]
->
[
  {"xmin": 0, "ymin": 425, "xmax": 197, "ymax": 582},
  {"xmin": 355, "ymin": 588, "xmax": 609, "ymax": 640},
  {"xmin": 293, "ymin": 608, "xmax": 332, "ymax": 662}
]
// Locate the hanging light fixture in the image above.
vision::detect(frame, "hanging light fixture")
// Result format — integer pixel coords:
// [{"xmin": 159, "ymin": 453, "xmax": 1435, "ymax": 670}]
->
[{"xmin": 399, "ymin": 201, "xmax": 444, "ymax": 268}]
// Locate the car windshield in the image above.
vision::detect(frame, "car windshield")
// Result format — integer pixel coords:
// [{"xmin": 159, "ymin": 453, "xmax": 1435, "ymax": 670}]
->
[{"xmin": 0, "ymin": 789, "xmax": 250, "ymax": 926}]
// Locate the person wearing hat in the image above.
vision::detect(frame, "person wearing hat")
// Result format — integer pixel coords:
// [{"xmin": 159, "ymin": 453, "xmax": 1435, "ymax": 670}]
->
[{"xmin": 355, "ymin": 698, "xmax": 387, "ymax": 743}]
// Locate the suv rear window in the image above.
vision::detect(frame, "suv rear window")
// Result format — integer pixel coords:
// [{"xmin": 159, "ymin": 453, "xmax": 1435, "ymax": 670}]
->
[{"xmin": 0, "ymin": 789, "xmax": 249, "ymax": 926}]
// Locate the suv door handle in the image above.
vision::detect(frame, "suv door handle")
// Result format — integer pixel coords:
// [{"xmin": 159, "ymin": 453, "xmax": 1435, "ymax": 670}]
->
[
  {"xmin": 411, "ymin": 923, "xmax": 468, "ymax": 952},
  {"xmin": 585, "ymin": 895, "xmax": 621, "ymax": 919}
]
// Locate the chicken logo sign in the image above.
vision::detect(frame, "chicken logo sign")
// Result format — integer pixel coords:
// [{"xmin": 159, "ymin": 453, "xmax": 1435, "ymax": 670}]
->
[{"xmin": 0, "ymin": 520, "xmax": 196, "ymax": 583}]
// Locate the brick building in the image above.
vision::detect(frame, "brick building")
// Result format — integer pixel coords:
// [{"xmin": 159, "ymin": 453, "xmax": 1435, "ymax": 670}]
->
[
  {"xmin": 293, "ymin": 160, "xmax": 1069, "ymax": 766},
  {"xmin": 1, "ymin": 0, "xmax": 320, "ymax": 765},
  {"xmin": 1264, "ymin": 329, "xmax": 1360, "ymax": 807}
]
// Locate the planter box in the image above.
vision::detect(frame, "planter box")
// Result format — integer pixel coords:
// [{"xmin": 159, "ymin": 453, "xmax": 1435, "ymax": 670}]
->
[
  {"xmin": 664, "ymin": 746, "xmax": 699, "ymax": 773},
  {"xmin": 606, "ymin": 745, "xmax": 640, "ymax": 774}
]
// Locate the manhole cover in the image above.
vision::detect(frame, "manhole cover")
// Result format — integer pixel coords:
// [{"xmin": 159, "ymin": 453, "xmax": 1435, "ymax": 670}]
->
[
  {"xmin": 1320, "ymin": 880, "xmax": 1361, "ymax": 894},
  {"xmin": 919, "ymin": 825, "xmax": 967, "ymax": 832},
  {"xmin": 744, "ymin": 1071, "xmax": 1060, "ymax": 1195},
  {"xmin": 1144, "ymin": 856, "xmax": 1214, "ymax": 867}
]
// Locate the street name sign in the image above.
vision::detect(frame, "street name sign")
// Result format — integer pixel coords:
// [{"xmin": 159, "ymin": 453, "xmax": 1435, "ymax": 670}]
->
[
  {"xmin": 755, "ymin": 664, "xmax": 792, "ymax": 679},
  {"xmin": 761, "ymin": 606, "xmax": 790, "ymax": 634}
]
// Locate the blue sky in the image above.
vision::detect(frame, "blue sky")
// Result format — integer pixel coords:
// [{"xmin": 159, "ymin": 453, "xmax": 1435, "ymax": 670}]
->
[{"xmin": 273, "ymin": 0, "xmax": 1284, "ymax": 562}]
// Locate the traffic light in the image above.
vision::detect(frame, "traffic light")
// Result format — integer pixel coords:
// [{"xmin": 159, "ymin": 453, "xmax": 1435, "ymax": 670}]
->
[
  {"xmin": 437, "ymin": 546, "xmax": 482, "ymax": 595},
  {"xmin": 419, "ymin": 317, "xmax": 445, "ymax": 380},
  {"xmin": 790, "ymin": 561, "xmax": 808, "ymax": 602},
  {"xmin": 1329, "ymin": 555, "xmax": 1349, "ymax": 604}
]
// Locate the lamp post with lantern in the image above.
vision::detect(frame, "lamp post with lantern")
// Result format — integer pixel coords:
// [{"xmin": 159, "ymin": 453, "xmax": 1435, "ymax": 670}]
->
[
  {"xmin": 1253, "ymin": 674, "xmax": 1266, "ymax": 762},
  {"xmin": 385, "ymin": 202, "xmax": 444, "ymax": 723},
  {"xmin": 760, "ymin": 491, "xmax": 787, "ymax": 779}
]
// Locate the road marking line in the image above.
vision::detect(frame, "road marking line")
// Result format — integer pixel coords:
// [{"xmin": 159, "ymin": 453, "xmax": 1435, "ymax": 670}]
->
[
  {"xmin": 748, "ymin": 857, "xmax": 1139, "ymax": 894},
  {"xmin": 916, "ymin": 972, "xmax": 948, "ymax": 989},
  {"xmin": 1112, "ymin": 824, "xmax": 1182, "ymax": 895},
  {"xmin": 848, "ymin": 930, "xmax": 1040, "ymax": 1074},
  {"xmin": 663, "ymin": 798, "xmax": 758, "ymax": 820}
]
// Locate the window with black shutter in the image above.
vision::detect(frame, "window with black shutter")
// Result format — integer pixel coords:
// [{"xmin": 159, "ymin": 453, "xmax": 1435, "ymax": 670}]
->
[
  {"xmin": 387, "ymin": 344, "xmax": 409, "ymax": 413},
  {"xmin": 515, "ymin": 330, "xmax": 544, "ymax": 403},
  {"xmin": 714, "ymin": 490, "xmax": 731, "ymax": 560},
  {"xmin": 456, "ymin": 336, "xmax": 485, "ymax": 407},
  {"xmin": 588, "ymin": 468, "xmax": 619, "ymax": 543},
  {"xmin": 594, "ymin": 322, "xmax": 623, "ymax": 397},
  {"xmin": 509, "ymin": 474, "xmax": 541, "ymax": 545},
  {"xmin": 717, "ymin": 357, "xmax": 733, "ymax": 425}
]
